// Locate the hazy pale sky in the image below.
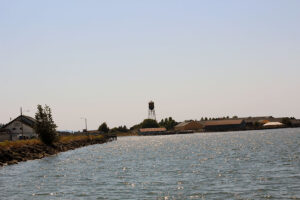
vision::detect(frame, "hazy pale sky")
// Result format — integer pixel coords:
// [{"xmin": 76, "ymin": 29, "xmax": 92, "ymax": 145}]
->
[{"xmin": 0, "ymin": 0, "xmax": 299, "ymax": 131}]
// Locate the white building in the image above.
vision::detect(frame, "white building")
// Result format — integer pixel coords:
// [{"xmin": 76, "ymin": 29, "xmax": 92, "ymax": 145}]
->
[{"xmin": 1, "ymin": 115, "xmax": 37, "ymax": 140}]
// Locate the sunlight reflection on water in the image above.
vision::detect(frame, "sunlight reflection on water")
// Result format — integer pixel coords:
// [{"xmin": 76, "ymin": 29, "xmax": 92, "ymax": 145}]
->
[{"xmin": 1, "ymin": 128, "xmax": 300, "ymax": 199}]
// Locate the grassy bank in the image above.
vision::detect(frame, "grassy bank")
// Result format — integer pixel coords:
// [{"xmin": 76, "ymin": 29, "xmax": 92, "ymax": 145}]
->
[
  {"xmin": 115, "ymin": 131, "xmax": 138, "ymax": 137},
  {"xmin": 0, "ymin": 134, "xmax": 116, "ymax": 166}
]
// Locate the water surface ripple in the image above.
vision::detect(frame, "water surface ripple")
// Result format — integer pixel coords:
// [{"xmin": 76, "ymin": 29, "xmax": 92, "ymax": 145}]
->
[{"xmin": 1, "ymin": 128, "xmax": 300, "ymax": 199}]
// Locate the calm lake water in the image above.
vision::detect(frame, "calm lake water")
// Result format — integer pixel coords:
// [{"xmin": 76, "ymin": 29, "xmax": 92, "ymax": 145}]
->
[{"xmin": 1, "ymin": 128, "xmax": 300, "ymax": 200}]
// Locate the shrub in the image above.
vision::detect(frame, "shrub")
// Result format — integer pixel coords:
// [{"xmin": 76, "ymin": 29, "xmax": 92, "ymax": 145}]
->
[
  {"xmin": 159, "ymin": 117, "xmax": 178, "ymax": 130},
  {"xmin": 141, "ymin": 119, "xmax": 159, "ymax": 128},
  {"xmin": 98, "ymin": 122, "xmax": 109, "ymax": 133},
  {"xmin": 34, "ymin": 105, "xmax": 58, "ymax": 145}
]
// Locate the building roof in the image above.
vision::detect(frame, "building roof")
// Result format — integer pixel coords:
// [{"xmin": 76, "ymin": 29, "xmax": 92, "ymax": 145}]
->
[
  {"xmin": 175, "ymin": 121, "xmax": 192, "ymax": 128},
  {"xmin": 263, "ymin": 122, "xmax": 284, "ymax": 127},
  {"xmin": 203, "ymin": 119, "xmax": 244, "ymax": 126},
  {"xmin": 139, "ymin": 128, "xmax": 166, "ymax": 133},
  {"xmin": 3, "ymin": 115, "xmax": 36, "ymax": 129}
]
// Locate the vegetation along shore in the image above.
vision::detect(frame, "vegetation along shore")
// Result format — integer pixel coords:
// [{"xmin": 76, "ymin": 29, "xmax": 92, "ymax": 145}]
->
[
  {"xmin": 0, "ymin": 105, "xmax": 117, "ymax": 166},
  {"xmin": 0, "ymin": 134, "xmax": 116, "ymax": 166}
]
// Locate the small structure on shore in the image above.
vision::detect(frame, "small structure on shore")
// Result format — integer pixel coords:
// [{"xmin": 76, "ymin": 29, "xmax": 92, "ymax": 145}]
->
[
  {"xmin": 291, "ymin": 119, "xmax": 300, "ymax": 127},
  {"xmin": 175, "ymin": 121, "xmax": 203, "ymax": 132},
  {"xmin": 203, "ymin": 119, "xmax": 246, "ymax": 132},
  {"xmin": 138, "ymin": 128, "xmax": 167, "ymax": 136},
  {"xmin": 263, "ymin": 122, "xmax": 284, "ymax": 128}
]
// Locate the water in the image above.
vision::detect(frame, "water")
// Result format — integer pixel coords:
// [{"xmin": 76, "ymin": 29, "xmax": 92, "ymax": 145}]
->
[{"xmin": 1, "ymin": 128, "xmax": 300, "ymax": 200}]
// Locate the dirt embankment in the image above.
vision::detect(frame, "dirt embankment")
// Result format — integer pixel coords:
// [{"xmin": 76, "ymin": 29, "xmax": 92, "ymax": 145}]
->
[{"xmin": 0, "ymin": 135, "xmax": 116, "ymax": 166}]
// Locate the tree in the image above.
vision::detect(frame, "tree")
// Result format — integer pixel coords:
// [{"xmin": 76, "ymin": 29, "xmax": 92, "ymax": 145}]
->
[
  {"xmin": 0, "ymin": 123, "xmax": 4, "ymax": 128},
  {"xmin": 232, "ymin": 115, "xmax": 238, "ymax": 119},
  {"xmin": 159, "ymin": 117, "xmax": 178, "ymax": 130},
  {"xmin": 110, "ymin": 125, "xmax": 129, "ymax": 133},
  {"xmin": 130, "ymin": 123, "xmax": 141, "ymax": 130},
  {"xmin": 98, "ymin": 122, "xmax": 109, "ymax": 133},
  {"xmin": 34, "ymin": 105, "xmax": 58, "ymax": 145},
  {"xmin": 141, "ymin": 119, "xmax": 159, "ymax": 128}
]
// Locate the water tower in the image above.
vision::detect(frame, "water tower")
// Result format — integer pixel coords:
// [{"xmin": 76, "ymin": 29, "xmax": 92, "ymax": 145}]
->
[{"xmin": 148, "ymin": 101, "xmax": 156, "ymax": 120}]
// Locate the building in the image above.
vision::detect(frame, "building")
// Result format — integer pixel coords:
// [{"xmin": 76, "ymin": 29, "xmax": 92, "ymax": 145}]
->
[
  {"xmin": 263, "ymin": 122, "xmax": 284, "ymax": 128},
  {"xmin": 203, "ymin": 119, "xmax": 246, "ymax": 132},
  {"xmin": 138, "ymin": 128, "xmax": 167, "ymax": 136},
  {"xmin": 291, "ymin": 119, "xmax": 300, "ymax": 127},
  {"xmin": 242, "ymin": 116, "xmax": 273, "ymax": 128},
  {"xmin": 0, "ymin": 129, "xmax": 13, "ymax": 142},
  {"xmin": 174, "ymin": 121, "xmax": 203, "ymax": 131},
  {"xmin": 2, "ymin": 115, "xmax": 37, "ymax": 140}
]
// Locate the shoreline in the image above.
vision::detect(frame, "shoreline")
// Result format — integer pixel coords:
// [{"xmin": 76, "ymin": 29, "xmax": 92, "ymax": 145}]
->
[{"xmin": 0, "ymin": 134, "xmax": 116, "ymax": 167}]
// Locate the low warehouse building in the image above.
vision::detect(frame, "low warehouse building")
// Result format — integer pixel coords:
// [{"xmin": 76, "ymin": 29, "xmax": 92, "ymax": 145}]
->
[
  {"xmin": 174, "ymin": 121, "xmax": 203, "ymax": 131},
  {"xmin": 291, "ymin": 120, "xmax": 300, "ymax": 127},
  {"xmin": 203, "ymin": 119, "xmax": 246, "ymax": 132}
]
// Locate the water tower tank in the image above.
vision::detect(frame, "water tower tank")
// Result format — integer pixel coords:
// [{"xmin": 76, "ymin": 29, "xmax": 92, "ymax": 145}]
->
[{"xmin": 149, "ymin": 101, "xmax": 154, "ymax": 111}]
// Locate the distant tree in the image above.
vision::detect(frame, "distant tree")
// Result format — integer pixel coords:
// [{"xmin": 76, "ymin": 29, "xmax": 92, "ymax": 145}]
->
[
  {"xmin": 226, "ymin": 116, "xmax": 229, "ymax": 119},
  {"xmin": 200, "ymin": 117, "xmax": 204, "ymax": 121},
  {"xmin": 232, "ymin": 115, "xmax": 238, "ymax": 119},
  {"xmin": 282, "ymin": 118, "xmax": 292, "ymax": 126},
  {"xmin": 159, "ymin": 117, "xmax": 178, "ymax": 130},
  {"xmin": 141, "ymin": 119, "xmax": 159, "ymax": 128},
  {"xmin": 204, "ymin": 117, "xmax": 208, "ymax": 121},
  {"xmin": 290, "ymin": 117, "xmax": 296, "ymax": 120},
  {"xmin": 110, "ymin": 125, "xmax": 129, "ymax": 133},
  {"xmin": 0, "ymin": 123, "xmax": 4, "ymax": 128},
  {"xmin": 98, "ymin": 122, "xmax": 109, "ymax": 133},
  {"xmin": 130, "ymin": 123, "xmax": 141, "ymax": 130},
  {"xmin": 34, "ymin": 105, "xmax": 58, "ymax": 145}
]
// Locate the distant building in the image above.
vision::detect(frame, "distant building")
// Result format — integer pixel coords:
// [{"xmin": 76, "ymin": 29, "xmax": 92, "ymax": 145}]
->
[
  {"xmin": 2, "ymin": 115, "xmax": 37, "ymax": 140},
  {"xmin": 242, "ymin": 116, "xmax": 273, "ymax": 127},
  {"xmin": 203, "ymin": 119, "xmax": 246, "ymax": 132},
  {"xmin": 138, "ymin": 128, "xmax": 167, "ymax": 135},
  {"xmin": 0, "ymin": 129, "xmax": 13, "ymax": 142},
  {"xmin": 263, "ymin": 122, "xmax": 284, "ymax": 128},
  {"xmin": 291, "ymin": 119, "xmax": 300, "ymax": 127},
  {"xmin": 174, "ymin": 121, "xmax": 203, "ymax": 131}
]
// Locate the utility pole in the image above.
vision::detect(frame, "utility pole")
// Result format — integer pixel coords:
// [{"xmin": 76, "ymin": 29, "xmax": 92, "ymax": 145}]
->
[
  {"xmin": 20, "ymin": 107, "xmax": 24, "ymax": 138},
  {"xmin": 81, "ymin": 117, "xmax": 88, "ymax": 132},
  {"xmin": 20, "ymin": 107, "xmax": 30, "ymax": 139}
]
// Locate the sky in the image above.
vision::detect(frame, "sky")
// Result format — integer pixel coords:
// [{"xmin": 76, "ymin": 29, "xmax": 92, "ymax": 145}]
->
[{"xmin": 0, "ymin": 0, "xmax": 299, "ymax": 131}]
